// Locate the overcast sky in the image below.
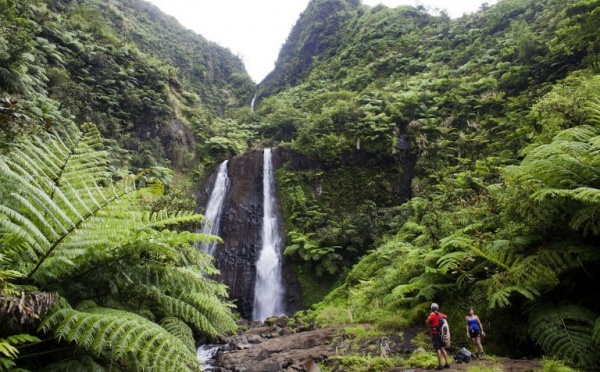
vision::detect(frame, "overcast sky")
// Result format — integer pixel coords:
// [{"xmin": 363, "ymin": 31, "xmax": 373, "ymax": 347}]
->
[{"xmin": 144, "ymin": 0, "xmax": 498, "ymax": 82}]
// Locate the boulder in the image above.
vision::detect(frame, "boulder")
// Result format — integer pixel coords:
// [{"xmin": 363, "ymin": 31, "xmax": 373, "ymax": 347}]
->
[
  {"xmin": 218, "ymin": 326, "xmax": 342, "ymax": 371},
  {"xmin": 287, "ymin": 359, "xmax": 320, "ymax": 372}
]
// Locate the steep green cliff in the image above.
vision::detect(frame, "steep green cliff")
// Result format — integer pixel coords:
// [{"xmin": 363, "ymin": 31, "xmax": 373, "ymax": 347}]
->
[{"xmin": 1, "ymin": 0, "xmax": 255, "ymax": 172}]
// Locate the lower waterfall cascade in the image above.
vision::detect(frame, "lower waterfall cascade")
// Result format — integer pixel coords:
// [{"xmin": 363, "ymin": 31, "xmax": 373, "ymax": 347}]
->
[{"xmin": 252, "ymin": 148, "xmax": 285, "ymax": 321}]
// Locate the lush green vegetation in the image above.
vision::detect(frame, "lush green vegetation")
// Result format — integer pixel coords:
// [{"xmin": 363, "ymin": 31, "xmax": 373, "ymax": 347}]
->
[
  {"xmin": 1, "ymin": 0, "xmax": 250, "ymax": 369},
  {"xmin": 2, "ymin": 0, "xmax": 600, "ymax": 369},
  {"xmin": 254, "ymin": 0, "xmax": 600, "ymax": 369},
  {"xmin": 0, "ymin": 123, "xmax": 235, "ymax": 369},
  {"xmin": 0, "ymin": 0, "xmax": 255, "ymax": 175}
]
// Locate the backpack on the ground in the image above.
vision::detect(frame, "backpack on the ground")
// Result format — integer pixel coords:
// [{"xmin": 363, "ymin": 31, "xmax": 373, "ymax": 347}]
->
[
  {"xmin": 435, "ymin": 313, "xmax": 451, "ymax": 347},
  {"xmin": 453, "ymin": 347, "xmax": 472, "ymax": 363}
]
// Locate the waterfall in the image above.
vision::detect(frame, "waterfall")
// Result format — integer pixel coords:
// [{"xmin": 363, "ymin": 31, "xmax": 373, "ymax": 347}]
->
[
  {"xmin": 250, "ymin": 90, "xmax": 257, "ymax": 112},
  {"xmin": 200, "ymin": 160, "xmax": 229, "ymax": 257},
  {"xmin": 252, "ymin": 149, "xmax": 284, "ymax": 321}
]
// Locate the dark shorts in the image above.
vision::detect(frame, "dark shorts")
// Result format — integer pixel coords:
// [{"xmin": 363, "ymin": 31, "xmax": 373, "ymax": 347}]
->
[
  {"xmin": 432, "ymin": 333, "xmax": 445, "ymax": 350},
  {"xmin": 469, "ymin": 329, "xmax": 481, "ymax": 338}
]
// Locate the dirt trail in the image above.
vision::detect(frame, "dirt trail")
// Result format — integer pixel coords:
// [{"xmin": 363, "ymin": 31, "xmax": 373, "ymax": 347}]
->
[
  {"xmin": 214, "ymin": 318, "xmax": 543, "ymax": 372},
  {"xmin": 389, "ymin": 358, "xmax": 542, "ymax": 371}
]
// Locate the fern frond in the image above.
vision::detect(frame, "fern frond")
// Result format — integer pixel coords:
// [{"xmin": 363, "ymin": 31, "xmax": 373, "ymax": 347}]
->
[
  {"xmin": 1, "ymin": 123, "xmax": 229, "ymax": 369},
  {"xmin": 42, "ymin": 355, "xmax": 108, "ymax": 372},
  {"xmin": 533, "ymin": 187, "xmax": 600, "ymax": 204},
  {"xmin": 552, "ymin": 125, "xmax": 598, "ymax": 143},
  {"xmin": 0, "ymin": 334, "xmax": 40, "ymax": 359},
  {"xmin": 159, "ymin": 317, "xmax": 195, "ymax": 352},
  {"xmin": 40, "ymin": 306, "xmax": 201, "ymax": 371},
  {"xmin": 148, "ymin": 288, "xmax": 221, "ymax": 337},
  {"xmin": 529, "ymin": 304, "xmax": 599, "ymax": 368},
  {"xmin": 593, "ymin": 317, "xmax": 600, "ymax": 347}
]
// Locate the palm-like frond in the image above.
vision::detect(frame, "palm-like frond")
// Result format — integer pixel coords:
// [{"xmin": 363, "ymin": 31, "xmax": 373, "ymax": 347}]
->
[
  {"xmin": 385, "ymin": 272, "xmax": 447, "ymax": 307},
  {"xmin": 0, "ymin": 123, "xmax": 213, "ymax": 286},
  {"xmin": 40, "ymin": 305, "xmax": 201, "ymax": 372},
  {"xmin": 159, "ymin": 317, "xmax": 195, "ymax": 353},
  {"xmin": 529, "ymin": 304, "xmax": 599, "ymax": 367},
  {"xmin": 131, "ymin": 284, "xmax": 235, "ymax": 338}
]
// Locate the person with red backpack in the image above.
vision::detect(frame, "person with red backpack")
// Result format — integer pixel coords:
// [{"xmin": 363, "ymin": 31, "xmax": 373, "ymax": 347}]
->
[{"xmin": 426, "ymin": 303, "xmax": 450, "ymax": 370}]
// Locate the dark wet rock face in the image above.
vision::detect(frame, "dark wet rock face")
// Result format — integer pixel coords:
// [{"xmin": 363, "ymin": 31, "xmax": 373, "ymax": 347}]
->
[
  {"xmin": 208, "ymin": 149, "xmax": 304, "ymax": 319},
  {"xmin": 214, "ymin": 150, "xmax": 263, "ymax": 318},
  {"xmin": 201, "ymin": 146, "xmax": 412, "ymax": 319}
]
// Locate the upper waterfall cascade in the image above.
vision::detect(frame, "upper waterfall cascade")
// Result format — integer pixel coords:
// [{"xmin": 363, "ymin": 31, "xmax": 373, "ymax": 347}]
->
[
  {"xmin": 252, "ymin": 149, "xmax": 285, "ymax": 321},
  {"xmin": 250, "ymin": 91, "xmax": 257, "ymax": 112},
  {"xmin": 200, "ymin": 160, "xmax": 229, "ymax": 257}
]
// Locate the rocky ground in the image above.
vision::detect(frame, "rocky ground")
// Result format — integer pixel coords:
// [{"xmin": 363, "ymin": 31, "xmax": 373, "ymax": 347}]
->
[{"xmin": 208, "ymin": 317, "xmax": 543, "ymax": 372}]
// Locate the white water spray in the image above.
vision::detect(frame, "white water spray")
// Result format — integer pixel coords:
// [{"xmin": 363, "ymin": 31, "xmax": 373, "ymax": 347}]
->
[
  {"xmin": 196, "ymin": 344, "xmax": 221, "ymax": 371},
  {"xmin": 250, "ymin": 90, "xmax": 257, "ymax": 112},
  {"xmin": 252, "ymin": 149, "xmax": 284, "ymax": 321},
  {"xmin": 200, "ymin": 160, "xmax": 229, "ymax": 257}
]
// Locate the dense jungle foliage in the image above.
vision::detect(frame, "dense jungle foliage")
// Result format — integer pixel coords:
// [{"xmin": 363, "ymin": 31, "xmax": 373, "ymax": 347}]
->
[
  {"xmin": 0, "ymin": 0, "xmax": 255, "ymax": 174},
  {"xmin": 0, "ymin": 0, "xmax": 250, "ymax": 369},
  {"xmin": 2, "ymin": 0, "xmax": 600, "ymax": 369},
  {"xmin": 252, "ymin": 0, "xmax": 600, "ymax": 369}
]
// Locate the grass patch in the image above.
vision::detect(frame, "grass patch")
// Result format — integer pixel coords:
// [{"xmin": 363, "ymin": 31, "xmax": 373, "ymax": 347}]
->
[
  {"xmin": 339, "ymin": 325, "xmax": 385, "ymax": 340},
  {"xmin": 320, "ymin": 355, "xmax": 405, "ymax": 372},
  {"xmin": 413, "ymin": 331, "xmax": 431, "ymax": 350},
  {"xmin": 540, "ymin": 358, "xmax": 581, "ymax": 372},
  {"xmin": 406, "ymin": 350, "xmax": 439, "ymax": 369}
]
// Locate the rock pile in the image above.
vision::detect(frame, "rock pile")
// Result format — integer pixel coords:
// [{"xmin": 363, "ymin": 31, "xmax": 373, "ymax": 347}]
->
[{"xmin": 216, "ymin": 316, "xmax": 339, "ymax": 372}]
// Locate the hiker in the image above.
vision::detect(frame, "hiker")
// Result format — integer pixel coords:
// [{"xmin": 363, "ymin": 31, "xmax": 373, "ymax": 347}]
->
[
  {"xmin": 465, "ymin": 307, "xmax": 486, "ymax": 359},
  {"xmin": 426, "ymin": 303, "xmax": 450, "ymax": 370}
]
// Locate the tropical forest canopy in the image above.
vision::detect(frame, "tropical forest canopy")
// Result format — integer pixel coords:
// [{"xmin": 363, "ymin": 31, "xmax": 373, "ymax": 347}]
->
[{"xmin": 1, "ymin": 0, "xmax": 600, "ymax": 370}]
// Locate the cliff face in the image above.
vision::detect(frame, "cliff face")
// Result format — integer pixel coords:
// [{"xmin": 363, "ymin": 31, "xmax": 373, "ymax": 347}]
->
[
  {"xmin": 206, "ymin": 149, "xmax": 304, "ymax": 319},
  {"xmin": 200, "ymin": 145, "xmax": 414, "ymax": 318},
  {"xmin": 258, "ymin": 0, "xmax": 360, "ymax": 98}
]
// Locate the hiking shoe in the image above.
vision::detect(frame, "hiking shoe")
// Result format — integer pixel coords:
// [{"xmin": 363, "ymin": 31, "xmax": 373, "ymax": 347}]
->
[
  {"xmin": 444, "ymin": 364, "xmax": 451, "ymax": 369},
  {"xmin": 480, "ymin": 354, "xmax": 485, "ymax": 360},
  {"xmin": 435, "ymin": 365, "xmax": 444, "ymax": 370}
]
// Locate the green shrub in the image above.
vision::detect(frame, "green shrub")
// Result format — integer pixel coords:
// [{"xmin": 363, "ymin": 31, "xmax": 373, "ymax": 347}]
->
[
  {"xmin": 406, "ymin": 350, "xmax": 438, "ymax": 369},
  {"xmin": 540, "ymin": 358, "xmax": 581, "ymax": 372}
]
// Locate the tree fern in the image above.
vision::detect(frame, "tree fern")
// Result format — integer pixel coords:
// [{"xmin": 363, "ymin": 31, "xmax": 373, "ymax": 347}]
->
[
  {"xmin": 40, "ymin": 305, "xmax": 201, "ymax": 371},
  {"xmin": 385, "ymin": 272, "xmax": 448, "ymax": 307},
  {"xmin": 529, "ymin": 304, "xmax": 599, "ymax": 368},
  {"xmin": 0, "ymin": 123, "xmax": 235, "ymax": 369}
]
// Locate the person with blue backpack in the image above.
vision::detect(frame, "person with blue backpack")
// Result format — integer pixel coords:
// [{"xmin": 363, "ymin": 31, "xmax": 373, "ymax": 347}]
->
[
  {"xmin": 426, "ymin": 303, "xmax": 450, "ymax": 370},
  {"xmin": 465, "ymin": 307, "xmax": 486, "ymax": 359}
]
